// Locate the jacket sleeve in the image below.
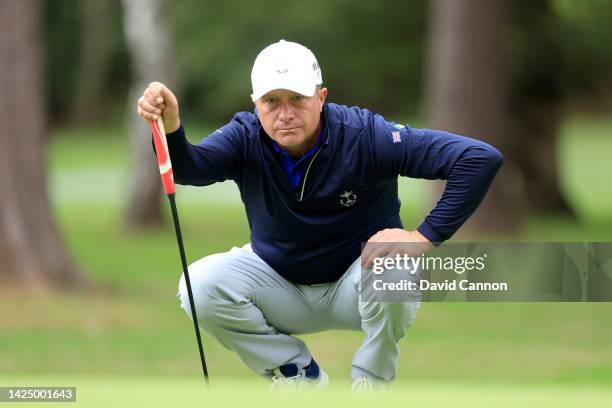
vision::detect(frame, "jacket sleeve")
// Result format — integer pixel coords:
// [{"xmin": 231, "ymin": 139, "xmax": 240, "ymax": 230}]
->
[
  {"xmin": 368, "ymin": 113, "xmax": 504, "ymax": 244},
  {"xmin": 154, "ymin": 115, "xmax": 247, "ymax": 186}
]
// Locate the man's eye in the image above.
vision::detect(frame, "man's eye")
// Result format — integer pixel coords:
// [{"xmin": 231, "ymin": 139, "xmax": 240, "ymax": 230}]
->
[
  {"xmin": 292, "ymin": 95, "xmax": 304, "ymax": 101},
  {"xmin": 265, "ymin": 98, "xmax": 278, "ymax": 104}
]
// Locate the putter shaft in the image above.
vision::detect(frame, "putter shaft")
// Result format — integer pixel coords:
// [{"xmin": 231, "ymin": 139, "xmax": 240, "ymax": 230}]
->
[{"xmin": 168, "ymin": 193, "xmax": 209, "ymax": 382}]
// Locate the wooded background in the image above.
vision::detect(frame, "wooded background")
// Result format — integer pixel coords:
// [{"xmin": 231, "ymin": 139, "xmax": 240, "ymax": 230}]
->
[
  {"xmin": 1, "ymin": 1, "xmax": 612, "ymax": 398},
  {"xmin": 1, "ymin": 0, "xmax": 612, "ymax": 287}
]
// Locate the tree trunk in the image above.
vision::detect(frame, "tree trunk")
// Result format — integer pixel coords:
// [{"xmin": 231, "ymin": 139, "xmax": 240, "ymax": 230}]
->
[
  {"xmin": 0, "ymin": 0, "xmax": 85, "ymax": 289},
  {"xmin": 70, "ymin": 0, "xmax": 115, "ymax": 125},
  {"xmin": 121, "ymin": 0, "xmax": 179, "ymax": 229},
  {"xmin": 510, "ymin": 100, "xmax": 574, "ymax": 215},
  {"xmin": 425, "ymin": 0, "xmax": 522, "ymax": 235},
  {"xmin": 508, "ymin": 0, "xmax": 575, "ymax": 216}
]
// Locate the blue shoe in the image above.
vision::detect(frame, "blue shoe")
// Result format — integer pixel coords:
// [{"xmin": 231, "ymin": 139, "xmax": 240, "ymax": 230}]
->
[{"xmin": 270, "ymin": 359, "xmax": 329, "ymax": 390}]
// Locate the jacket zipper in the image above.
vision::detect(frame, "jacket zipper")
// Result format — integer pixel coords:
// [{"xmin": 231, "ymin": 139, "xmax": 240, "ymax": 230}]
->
[{"xmin": 298, "ymin": 147, "xmax": 323, "ymax": 202}]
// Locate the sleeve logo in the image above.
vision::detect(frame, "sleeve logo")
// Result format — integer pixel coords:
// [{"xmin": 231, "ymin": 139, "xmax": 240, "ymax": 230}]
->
[{"xmin": 392, "ymin": 130, "xmax": 402, "ymax": 143}]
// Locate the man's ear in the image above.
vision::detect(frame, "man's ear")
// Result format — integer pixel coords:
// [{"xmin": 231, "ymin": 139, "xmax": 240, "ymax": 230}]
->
[{"xmin": 319, "ymin": 87, "xmax": 328, "ymax": 111}]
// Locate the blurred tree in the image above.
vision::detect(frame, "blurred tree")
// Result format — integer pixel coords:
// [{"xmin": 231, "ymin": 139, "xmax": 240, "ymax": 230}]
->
[
  {"xmin": 43, "ymin": 1, "xmax": 612, "ymax": 128},
  {"xmin": 168, "ymin": 0, "xmax": 427, "ymax": 122},
  {"xmin": 40, "ymin": 0, "xmax": 612, "ymax": 224},
  {"xmin": 0, "ymin": 0, "xmax": 85, "ymax": 288},
  {"xmin": 122, "ymin": 0, "xmax": 179, "ymax": 228},
  {"xmin": 550, "ymin": 0, "xmax": 612, "ymax": 106},
  {"xmin": 425, "ymin": 0, "xmax": 522, "ymax": 234},
  {"xmin": 70, "ymin": 0, "xmax": 115, "ymax": 124},
  {"xmin": 45, "ymin": 0, "xmax": 129, "ymax": 126},
  {"xmin": 507, "ymin": 0, "xmax": 573, "ymax": 216},
  {"xmin": 44, "ymin": 0, "xmax": 81, "ymax": 124},
  {"xmin": 506, "ymin": 0, "xmax": 612, "ymax": 216}
]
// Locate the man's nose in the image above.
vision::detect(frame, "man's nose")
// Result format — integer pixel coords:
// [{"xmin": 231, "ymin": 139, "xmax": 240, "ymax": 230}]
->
[{"xmin": 278, "ymin": 101, "xmax": 294, "ymax": 122}]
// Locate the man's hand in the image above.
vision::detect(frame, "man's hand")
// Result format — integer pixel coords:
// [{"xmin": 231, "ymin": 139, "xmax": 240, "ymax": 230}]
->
[
  {"xmin": 361, "ymin": 228, "xmax": 434, "ymax": 269},
  {"xmin": 137, "ymin": 82, "xmax": 181, "ymax": 133}
]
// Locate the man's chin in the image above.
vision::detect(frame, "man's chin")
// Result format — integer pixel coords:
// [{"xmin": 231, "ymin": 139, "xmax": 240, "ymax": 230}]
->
[{"xmin": 275, "ymin": 132, "xmax": 305, "ymax": 146}]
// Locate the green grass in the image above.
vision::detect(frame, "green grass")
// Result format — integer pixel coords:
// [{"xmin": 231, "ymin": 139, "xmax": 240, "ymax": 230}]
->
[
  {"xmin": 2, "ymin": 115, "xmax": 612, "ymax": 396},
  {"xmin": 1, "ymin": 376, "xmax": 612, "ymax": 408},
  {"xmin": 48, "ymin": 124, "xmax": 217, "ymax": 170},
  {"xmin": 559, "ymin": 116, "xmax": 612, "ymax": 221},
  {"xmin": 49, "ymin": 127, "xmax": 129, "ymax": 170},
  {"xmin": 51, "ymin": 204, "xmax": 251, "ymax": 288},
  {"xmin": 3, "ymin": 286, "xmax": 612, "ymax": 383}
]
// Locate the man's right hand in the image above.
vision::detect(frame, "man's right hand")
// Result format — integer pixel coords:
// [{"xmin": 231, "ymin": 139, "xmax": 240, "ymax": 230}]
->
[{"xmin": 137, "ymin": 82, "xmax": 181, "ymax": 134}]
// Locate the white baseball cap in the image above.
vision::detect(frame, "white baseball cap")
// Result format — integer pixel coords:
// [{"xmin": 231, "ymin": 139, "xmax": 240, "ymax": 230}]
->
[{"xmin": 250, "ymin": 39, "xmax": 323, "ymax": 102}]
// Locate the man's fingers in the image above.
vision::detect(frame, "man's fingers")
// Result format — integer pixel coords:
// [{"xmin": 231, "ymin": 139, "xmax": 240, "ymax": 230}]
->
[
  {"xmin": 368, "ymin": 229, "xmax": 388, "ymax": 243},
  {"xmin": 151, "ymin": 82, "xmax": 170, "ymax": 103},
  {"xmin": 137, "ymin": 97, "xmax": 161, "ymax": 121},
  {"xmin": 139, "ymin": 82, "xmax": 179, "ymax": 130},
  {"xmin": 144, "ymin": 87, "xmax": 162, "ymax": 107},
  {"xmin": 362, "ymin": 244, "xmax": 390, "ymax": 269},
  {"xmin": 139, "ymin": 97, "xmax": 161, "ymax": 115},
  {"xmin": 360, "ymin": 242, "xmax": 376, "ymax": 267},
  {"xmin": 148, "ymin": 81, "xmax": 164, "ymax": 94},
  {"xmin": 361, "ymin": 240, "xmax": 387, "ymax": 268},
  {"xmin": 360, "ymin": 230, "xmax": 388, "ymax": 267},
  {"xmin": 144, "ymin": 82, "xmax": 166, "ymax": 105},
  {"xmin": 137, "ymin": 105, "xmax": 159, "ymax": 121}
]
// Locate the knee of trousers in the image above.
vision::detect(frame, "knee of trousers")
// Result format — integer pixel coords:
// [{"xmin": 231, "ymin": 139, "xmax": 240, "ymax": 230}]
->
[
  {"xmin": 176, "ymin": 252, "xmax": 250, "ymax": 329},
  {"xmin": 361, "ymin": 300, "xmax": 421, "ymax": 339}
]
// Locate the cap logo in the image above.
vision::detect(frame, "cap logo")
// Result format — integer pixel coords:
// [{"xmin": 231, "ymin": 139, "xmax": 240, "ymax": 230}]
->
[{"xmin": 276, "ymin": 67, "xmax": 288, "ymax": 74}]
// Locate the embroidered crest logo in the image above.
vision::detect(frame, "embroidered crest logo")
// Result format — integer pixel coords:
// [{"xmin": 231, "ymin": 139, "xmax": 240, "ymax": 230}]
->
[{"xmin": 339, "ymin": 190, "xmax": 357, "ymax": 207}]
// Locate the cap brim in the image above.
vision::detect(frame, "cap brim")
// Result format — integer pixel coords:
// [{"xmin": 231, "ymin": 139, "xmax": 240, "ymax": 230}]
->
[{"xmin": 251, "ymin": 82, "xmax": 317, "ymax": 102}]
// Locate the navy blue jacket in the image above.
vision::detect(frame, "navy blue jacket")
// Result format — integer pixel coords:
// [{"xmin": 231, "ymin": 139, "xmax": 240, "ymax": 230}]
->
[{"xmin": 163, "ymin": 102, "xmax": 503, "ymax": 284}]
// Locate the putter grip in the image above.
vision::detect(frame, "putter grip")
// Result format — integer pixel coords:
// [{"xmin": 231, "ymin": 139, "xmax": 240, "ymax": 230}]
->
[{"xmin": 151, "ymin": 118, "xmax": 175, "ymax": 195}]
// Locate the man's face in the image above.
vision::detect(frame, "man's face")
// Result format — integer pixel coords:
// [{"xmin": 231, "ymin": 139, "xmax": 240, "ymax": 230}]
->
[{"xmin": 255, "ymin": 87, "xmax": 328, "ymax": 155}]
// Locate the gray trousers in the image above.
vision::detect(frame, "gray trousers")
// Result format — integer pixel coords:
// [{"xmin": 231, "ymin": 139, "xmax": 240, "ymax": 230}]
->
[{"xmin": 177, "ymin": 244, "xmax": 421, "ymax": 383}]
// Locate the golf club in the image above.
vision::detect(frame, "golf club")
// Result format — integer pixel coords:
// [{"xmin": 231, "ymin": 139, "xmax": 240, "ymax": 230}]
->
[{"xmin": 150, "ymin": 117, "xmax": 209, "ymax": 384}]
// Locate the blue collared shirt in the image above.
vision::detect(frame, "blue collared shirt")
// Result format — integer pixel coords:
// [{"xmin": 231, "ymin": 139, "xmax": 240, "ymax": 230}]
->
[{"xmin": 270, "ymin": 121, "xmax": 325, "ymax": 190}]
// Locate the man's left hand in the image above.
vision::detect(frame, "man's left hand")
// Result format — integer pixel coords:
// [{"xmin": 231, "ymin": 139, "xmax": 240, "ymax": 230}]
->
[{"xmin": 361, "ymin": 229, "xmax": 434, "ymax": 269}]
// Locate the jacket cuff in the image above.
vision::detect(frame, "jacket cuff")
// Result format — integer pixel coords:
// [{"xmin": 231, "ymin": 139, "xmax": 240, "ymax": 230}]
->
[
  {"xmin": 417, "ymin": 220, "xmax": 445, "ymax": 246},
  {"xmin": 166, "ymin": 122, "xmax": 185, "ymax": 139}
]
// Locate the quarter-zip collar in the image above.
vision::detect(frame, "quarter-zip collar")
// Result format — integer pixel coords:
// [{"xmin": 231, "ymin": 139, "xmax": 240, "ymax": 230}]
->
[{"xmin": 270, "ymin": 121, "xmax": 325, "ymax": 190}]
